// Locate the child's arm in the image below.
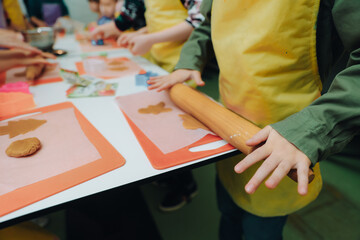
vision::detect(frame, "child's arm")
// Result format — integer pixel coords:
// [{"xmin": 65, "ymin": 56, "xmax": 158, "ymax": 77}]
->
[
  {"xmin": 128, "ymin": 22, "xmax": 193, "ymax": 55},
  {"xmin": 127, "ymin": 0, "xmax": 204, "ymax": 56},
  {"xmin": 148, "ymin": 0, "xmax": 214, "ymax": 91},
  {"xmin": 148, "ymin": 69, "xmax": 204, "ymax": 92},
  {"xmin": 30, "ymin": 16, "xmax": 48, "ymax": 27},
  {"xmin": 117, "ymin": 26, "xmax": 148, "ymax": 47},
  {"xmin": 91, "ymin": 21, "xmax": 121, "ymax": 39},
  {"xmin": 0, "ymin": 57, "xmax": 52, "ymax": 72}
]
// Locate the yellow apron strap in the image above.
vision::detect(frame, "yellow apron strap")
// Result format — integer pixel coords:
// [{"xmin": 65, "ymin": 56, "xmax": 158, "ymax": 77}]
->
[{"xmin": 212, "ymin": 0, "xmax": 322, "ymax": 216}]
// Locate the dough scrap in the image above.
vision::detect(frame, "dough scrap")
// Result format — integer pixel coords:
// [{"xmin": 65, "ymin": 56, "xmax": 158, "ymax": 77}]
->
[
  {"xmin": 6, "ymin": 137, "xmax": 41, "ymax": 157},
  {"xmin": 138, "ymin": 102, "xmax": 172, "ymax": 115},
  {"xmin": 0, "ymin": 119, "xmax": 47, "ymax": 138},
  {"xmin": 179, "ymin": 114, "xmax": 209, "ymax": 131}
]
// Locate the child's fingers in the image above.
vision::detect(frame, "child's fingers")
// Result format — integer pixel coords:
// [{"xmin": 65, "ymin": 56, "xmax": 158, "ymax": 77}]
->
[
  {"xmin": 246, "ymin": 126, "xmax": 272, "ymax": 146},
  {"xmin": 245, "ymin": 155, "xmax": 279, "ymax": 194},
  {"xmin": 147, "ymin": 77, "xmax": 167, "ymax": 86},
  {"xmin": 148, "ymin": 80, "xmax": 171, "ymax": 91},
  {"xmin": 40, "ymin": 52, "xmax": 56, "ymax": 59},
  {"xmin": 22, "ymin": 58, "xmax": 55, "ymax": 66},
  {"xmin": 234, "ymin": 145, "xmax": 270, "ymax": 173},
  {"xmin": 191, "ymin": 71, "xmax": 205, "ymax": 86},
  {"xmin": 265, "ymin": 161, "xmax": 292, "ymax": 189},
  {"xmin": 157, "ymin": 82, "xmax": 172, "ymax": 92},
  {"xmin": 296, "ymin": 163, "xmax": 309, "ymax": 195},
  {"xmin": 117, "ymin": 35, "xmax": 127, "ymax": 46},
  {"xmin": 147, "ymin": 81, "xmax": 163, "ymax": 90},
  {"xmin": 148, "ymin": 76, "xmax": 165, "ymax": 82},
  {"xmin": 116, "ymin": 36, "xmax": 122, "ymax": 46}
]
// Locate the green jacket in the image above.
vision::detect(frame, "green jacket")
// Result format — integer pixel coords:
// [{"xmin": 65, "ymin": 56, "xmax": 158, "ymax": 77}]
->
[{"xmin": 175, "ymin": 0, "xmax": 360, "ymax": 165}]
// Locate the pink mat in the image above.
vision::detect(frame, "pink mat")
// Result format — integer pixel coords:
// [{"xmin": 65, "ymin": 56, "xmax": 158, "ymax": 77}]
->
[
  {"xmin": 116, "ymin": 90, "xmax": 213, "ymax": 154},
  {"xmin": 0, "ymin": 108, "xmax": 101, "ymax": 196}
]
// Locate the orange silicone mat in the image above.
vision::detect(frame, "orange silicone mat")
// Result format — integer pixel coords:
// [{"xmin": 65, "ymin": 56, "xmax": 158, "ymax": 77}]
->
[
  {"xmin": 0, "ymin": 102, "xmax": 126, "ymax": 217},
  {"xmin": 122, "ymin": 112, "xmax": 234, "ymax": 170}
]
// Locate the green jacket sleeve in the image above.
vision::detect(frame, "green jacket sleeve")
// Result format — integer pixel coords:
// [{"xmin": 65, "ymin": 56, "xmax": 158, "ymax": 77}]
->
[
  {"xmin": 60, "ymin": 0, "xmax": 69, "ymax": 16},
  {"xmin": 272, "ymin": 0, "xmax": 360, "ymax": 164},
  {"xmin": 175, "ymin": 0, "xmax": 214, "ymax": 72}
]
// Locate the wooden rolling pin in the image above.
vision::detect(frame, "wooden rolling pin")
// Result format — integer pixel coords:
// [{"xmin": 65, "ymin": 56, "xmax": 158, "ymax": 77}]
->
[{"xmin": 169, "ymin": 83, "xmax": 314, "ymax": 183}]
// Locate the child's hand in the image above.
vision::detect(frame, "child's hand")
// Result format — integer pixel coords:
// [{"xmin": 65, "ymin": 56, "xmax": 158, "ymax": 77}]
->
[
  {"xmin": 117, "ymin": 27, "xmax": 148, "ymax": 47},
  {"xmin": 127, "ymin": 34, "xmax": 154, "ymax": 55},
  {"xmin": 117, "ymin": 32, "xmax": 137, "ymax": 48},
  {"xmin": 0, "ymin": 49, "xmax": 56, "ymax": 60},
  {"xmin": 90, "ymin": 22, "xmax": 120, "ymax": 40},
  {"xmin": 0, "ymin": 57, "xmax": 55, "ymax": 72},
  {"xmin": 147, "ymin": 69, "xmax": 204, "ymax": 92},
  {"xmin": 234, "ymin": 126, "xmax": 312, "ymax": 196}
]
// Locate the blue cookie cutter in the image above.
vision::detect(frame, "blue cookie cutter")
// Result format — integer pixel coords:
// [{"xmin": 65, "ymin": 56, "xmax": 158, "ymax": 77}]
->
[{"xmin": 135, "ymin": 71, "xmax": 159, "ymax": 87}]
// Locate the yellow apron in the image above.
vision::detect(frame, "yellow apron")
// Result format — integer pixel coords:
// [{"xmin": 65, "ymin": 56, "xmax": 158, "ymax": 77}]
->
[
  {"xmin": 3, "ymin": 0, "xmax": 26, "ymax": 30},
  {"xmin": 144, "ymin": 0, "xmax": 189, "ymax": 72},
  {"xmin": 212, "ymin": 0, "xmax": 323, "ymax": 217}
]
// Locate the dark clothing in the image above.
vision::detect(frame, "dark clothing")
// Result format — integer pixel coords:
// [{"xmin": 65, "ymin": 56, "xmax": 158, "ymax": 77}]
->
[
  {"xmin": 114, "ymin": 0, "xmax": 146, "ymax": 31},
  {"xmin": 216, "ymin": 177, "xmax": 288, "ymax": 240}
]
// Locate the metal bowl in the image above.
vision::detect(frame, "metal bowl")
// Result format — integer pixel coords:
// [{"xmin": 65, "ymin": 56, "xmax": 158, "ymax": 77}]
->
[{"xmin": 22, "ymin": 27, "xmax": 55, "ymax": 51}]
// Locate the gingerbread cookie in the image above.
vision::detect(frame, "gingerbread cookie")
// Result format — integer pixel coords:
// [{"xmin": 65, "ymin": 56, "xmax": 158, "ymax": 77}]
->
[
  {"xmin": 179, "ymin": 114, "xmax": 209, "ymax": 131},
  {"xmin": 138, "ymin": 102, "xmax": 172, "ymax": 115},
  {"xmin": 6, "ymin": 137, "xmax": 41, "ymax": 158}
]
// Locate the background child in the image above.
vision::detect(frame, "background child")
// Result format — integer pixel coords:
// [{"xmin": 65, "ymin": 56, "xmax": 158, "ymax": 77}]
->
[
  {"xmin": 87, "ymin": 0, "xmax": 100, "ymax": 17},
  {"xmin": 25, "ymin": 0, "xmax": 69, "ymax": 27},
  {"xmin": 97, "ymin": 0, "xmax": 116, "ymax": 25},
  {"xmin": 119, "ymin": 0, "xmax": 204, "ymax": 72},
  {"xmin": 90, "ymin": 0, "xmax": 145, "ymax": 39}
]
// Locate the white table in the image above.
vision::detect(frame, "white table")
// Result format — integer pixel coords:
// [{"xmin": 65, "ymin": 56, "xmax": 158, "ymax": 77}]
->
[{"xmin": 0, "ymin": 35, "xmax": 236, "ymax": 228}]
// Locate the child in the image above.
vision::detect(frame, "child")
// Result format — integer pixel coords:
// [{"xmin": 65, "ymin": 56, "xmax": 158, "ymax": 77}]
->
[
  {"xmin": 97, "ymin": 0, "xmax": 116, "ymax": 25},
  {"xmin": 119, "ymin": 0, "xmax": 205, "ymax": 72},
  {"xmin": 90, "ymin": 0, "xmax": 146, "ymax": 39},
  {"xmin": 26, "ymin": 0, "xmax": 69, "ymax": 27},
  {"xmin": 148, "ymin": 0, "xmax": 360, "ymax": 238}
]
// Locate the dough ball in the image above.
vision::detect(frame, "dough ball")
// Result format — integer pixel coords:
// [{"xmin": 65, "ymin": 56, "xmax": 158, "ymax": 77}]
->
[{"xmin": 6, "ymin": 137, "xmax": 41, "ymax": 158}]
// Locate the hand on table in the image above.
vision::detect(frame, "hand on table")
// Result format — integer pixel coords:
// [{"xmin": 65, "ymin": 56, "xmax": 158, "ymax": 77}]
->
[
  {"xmin": 0, "ymin": 53, "xmax": 56, "ymax": 72},
  {"xmin": 0, "ymin": 39, "xmax": 43, "ymax": 55},
  {"xmin": 234, "ymin": 126, "xmax": 312, "ymax": 196},
  {"xmin": 0, "ymin": 29, "xmax": 24, "ymax": 41},
  {"xmin": 125, "ymin": 34, "xmax": 154, "ymax": 55},
  {"xmin": 117, "ymin": 32, "xmax": 138, "ymax": 48},
  {"xmin": 147, "ymin": 69, "xmax": 205, "ymax": 92},
  {"xmin": 90, "ymin": 21, "xmax": 120, "ymax": 40},
  {"xmin": 117, "ymin": 27, "xmax": 148, "ymax": 48},
  {"xmin": 0, "ymin": 49, "xmax": 56, "ymax": 59}
]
